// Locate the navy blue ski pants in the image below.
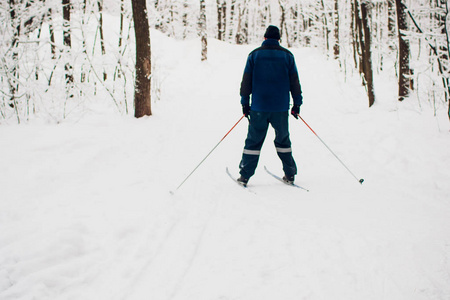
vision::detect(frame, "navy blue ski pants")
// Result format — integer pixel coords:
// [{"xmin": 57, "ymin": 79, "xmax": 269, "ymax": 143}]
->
[{"xmin": 239, "ymin": 111, "xmax": 297, "ymax": 179}]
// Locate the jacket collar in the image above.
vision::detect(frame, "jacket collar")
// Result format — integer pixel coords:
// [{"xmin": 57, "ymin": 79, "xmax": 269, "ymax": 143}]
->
[{"xmin": 262, "ymin": 39, "xmax": 280, "ymax": 46}]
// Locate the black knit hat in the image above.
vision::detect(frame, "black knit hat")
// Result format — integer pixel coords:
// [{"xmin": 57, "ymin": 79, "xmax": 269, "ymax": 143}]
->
[{"xmin": 264, "ymin": 25, "xmax": 281, "ymax": 40}]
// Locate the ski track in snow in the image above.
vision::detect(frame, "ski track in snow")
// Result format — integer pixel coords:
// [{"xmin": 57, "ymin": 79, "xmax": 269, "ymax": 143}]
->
[{"xmin": 1, "ymin": 30, "xmax": 450, "ymax": 300}]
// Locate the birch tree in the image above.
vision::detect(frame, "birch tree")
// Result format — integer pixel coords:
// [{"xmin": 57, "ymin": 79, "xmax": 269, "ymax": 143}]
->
[
  {"xmin": 200, "ymin": 0, "xmax": 207, "ymax": 61},
  {"xmin": 235, "ymin": 1, "xmax": 249, "ymax": 44},
  {"xmin": 63, "ymin": 0, "xmax": 73, "ymax": 87},
  {"xmin": 7, "ymin": 0, "xmax": 20, "ymax": 114},
  {"xmin": 395, "ymin": 0, "xmax": 411, "ymax": 101},
  {"xmin": 333, "ymin": 0, "xmax": 340, "ymax": 59},
  {"xmin": 216, "ymin": 0, "xmax": 226, "ymax": 41},
  {"xmin": 97, "ymin": 0, "xmax": 107, "ymax": 80}
]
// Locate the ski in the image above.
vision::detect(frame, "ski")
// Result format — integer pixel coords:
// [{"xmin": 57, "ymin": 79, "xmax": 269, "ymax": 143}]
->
[
  {"xmin": 226, "ymin": 167, "xmax": 255, "ymax": 193},
  {"xmin": 264, "ymin": 166, "xmax": 309, "ymax": 192}
]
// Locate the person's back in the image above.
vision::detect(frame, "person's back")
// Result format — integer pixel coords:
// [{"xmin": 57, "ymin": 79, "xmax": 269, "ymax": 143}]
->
[
  {"xmin": 236, "ymin": 25, "xmax": 303, "ymax": 186},
  {"xmin": 246, "ymin": 40, "xmax": 296, "ymax": 112}
]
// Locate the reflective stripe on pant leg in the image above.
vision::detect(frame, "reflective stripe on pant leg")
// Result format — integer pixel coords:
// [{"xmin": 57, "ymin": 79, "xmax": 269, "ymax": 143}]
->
[
  {"xmin": 276, "ymin": 147, "xmax": 292, "ymax": 153},
  {"xmin": 239, "ymin": 111, "xmax": 270, "ymax": 179},
  {"xmin": 270, "ymin": 112, "xmax": 297, "ymax": 176},
  {"xmin": 243, "ymin": 149, "xmax": 261, "ymax": 155},
  {"xmin": 276, "ymin": 147, "xmax": 297, "ymax": 176}
]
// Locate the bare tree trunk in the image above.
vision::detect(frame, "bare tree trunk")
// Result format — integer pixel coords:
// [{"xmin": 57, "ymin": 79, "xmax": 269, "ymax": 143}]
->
[
  {"xmin": 333, "ymin": 0, "xmax": 340, "ymax": 59},
  {"xmin": 354, "ymin": 0, "xmax": 364, "ymax": 76},
  {"xmin": 387, "ymin": 0, "xmax": 396, "ymax": 50},
  {"xmin": 228, "ymin": 0, "xmax": 236, "ymax": 41},
  {"xmin": 443, "ymin": 0, "xmax": 450, "ymax": 119},
  {"xmin": 290, "ymin": 5, "xmax": 298, "ymax": 46},
  {"xmin": 131, "ymin": 0, "xmax": 152, "ymax": 117},
  {"xmin": 80, "ymin": 0, "xmax": 88, "ymax": 84},
  {"xmin": 279, "ymin": 0, "xmax": 286, "ymax": 40},
  {"xmin": 98, "ymin": 0, "xmax": 107, "ymax": 80},
  {"xmin": 200, "ymin": 0, "xmax": 207, "ymax": 61},
  {"xmin": 438, "ymin": 0, "xmax": 450, "ymax": 108},
  {"xmin": 236, "ymin": 4, "xmax": 243, "ymax": 44},
  {"xmin": 361, "ymin": 2, "xmax": 375, "ymax": 107},
  {"xmin": 235, "ymin": 2, "xmax": 248, "ymax": 45},
  {"xmin": 8, "ymin": 0, "xmax": 20, "ymax": 119},
  {"xmin": 62, "ymin": 0, "xmax": 73, "ymax": 87},
  {"xmin": 351, "ymin": 0, "xmax": 358, "ymax": 68},
  {"xmin": 278, "ymin": 0, "xmax": 291, "ymax": 47},
  {"xmin": 222, "ymin": 3, "xmax": 227, "ymax": 41},
  {"xmin": 304, "ymin": 7, "xmax": 313, "ymax": 46},
  {"xmin": 62, "ymin": 0, "xmax": 71, "ymax": 49},
  {"xmin": 42, "ymin": 2, "xmax": 56, "ymax": 60},
  {"xmin": 217, "ymin": 0, "xmax": 226, "ymax": 41},
  {"xmin": 438, "ymin": 0, "xmax": 449, "ymax": 64},
  {"xmin": 321, "ymin": 0, "xmax": 331, "ymax": 54},
  {"xmin": 114, "ymin": 0, "xmax": 125, "ymax": 80},
  {"xmin": 395, "ymin": 0, "xmax": 411, "ymax": 101},
  {"xmin": 154, "ymin": 0, "xmax": 162, "ymax": 31},
  {"xmin": 119, "ymin": 0, "xmax": 125, "ymax": 50},
  {"xmin": 182, "ymin": 1, "xmax": 189, "ymax": 39}
]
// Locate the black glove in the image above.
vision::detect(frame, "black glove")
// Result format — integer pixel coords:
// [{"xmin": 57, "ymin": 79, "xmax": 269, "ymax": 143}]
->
[
  {"xmin": 291, "ymin": 105, "xmax": 300, "ymax": 119},
  {"xmin": 242, "ymin": 105, "xmax": 250, "ymax": 118}
]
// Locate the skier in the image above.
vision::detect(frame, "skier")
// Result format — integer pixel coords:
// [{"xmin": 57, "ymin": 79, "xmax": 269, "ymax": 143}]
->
[{"xmin": 237, "ymin": 25, "xmax": 303, "ymax": 186}]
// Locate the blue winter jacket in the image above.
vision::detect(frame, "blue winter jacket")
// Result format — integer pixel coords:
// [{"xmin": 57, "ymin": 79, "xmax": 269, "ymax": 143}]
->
[{"xmin": 240, "ymin": 39, "xmax": 303, "ymax": 112}]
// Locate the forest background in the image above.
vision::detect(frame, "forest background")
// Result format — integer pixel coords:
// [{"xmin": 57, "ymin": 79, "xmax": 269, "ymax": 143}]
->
[{"xmin": 1, "ymin": 0, "xmax": 449, "ymax": 124}]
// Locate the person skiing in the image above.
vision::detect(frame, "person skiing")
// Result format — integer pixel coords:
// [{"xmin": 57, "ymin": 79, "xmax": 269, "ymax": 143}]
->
[{"xmin": 237, "ymin": 25, "xmax": 303, "ymax": 187}]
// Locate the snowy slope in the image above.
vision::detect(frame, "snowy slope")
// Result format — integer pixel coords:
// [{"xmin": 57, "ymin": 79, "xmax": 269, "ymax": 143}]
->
[{"xmin": 1, "ymin": 31, "xmax": 450, "ymax": 300}]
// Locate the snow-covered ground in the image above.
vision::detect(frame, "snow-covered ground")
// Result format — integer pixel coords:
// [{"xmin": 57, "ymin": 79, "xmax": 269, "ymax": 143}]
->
[{"xmin": 1, "ymin": 31, "xmax": 450, "ymax": 300}]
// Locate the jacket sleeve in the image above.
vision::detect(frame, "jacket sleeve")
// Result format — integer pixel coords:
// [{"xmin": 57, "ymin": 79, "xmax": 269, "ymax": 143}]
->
[
  {"xmin": 240, "ymin": 55, "xmax": 253, "ymax": 106},
  {"xmin": 289, "ymin": 56, "xmax": 303, "ymax": 106}
]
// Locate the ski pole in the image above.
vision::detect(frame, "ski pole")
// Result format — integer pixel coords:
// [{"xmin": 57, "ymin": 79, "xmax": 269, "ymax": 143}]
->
[
  {"xmin": 297, "ymin": 115, "xmax": 364, "ymax": 185},
  {"xmin": 171, "ymin": 115, "xmax": 245, "ymax": 194}
]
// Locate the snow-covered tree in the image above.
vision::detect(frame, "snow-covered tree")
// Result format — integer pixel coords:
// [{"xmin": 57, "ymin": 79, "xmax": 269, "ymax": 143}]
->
[
  {"xmin": 200, "ymin": 0, "xmax": 207, "ymax": 61},
  {"xmin": 395, "ymin": 0, "xmax": 411, "ymax": 101}
]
